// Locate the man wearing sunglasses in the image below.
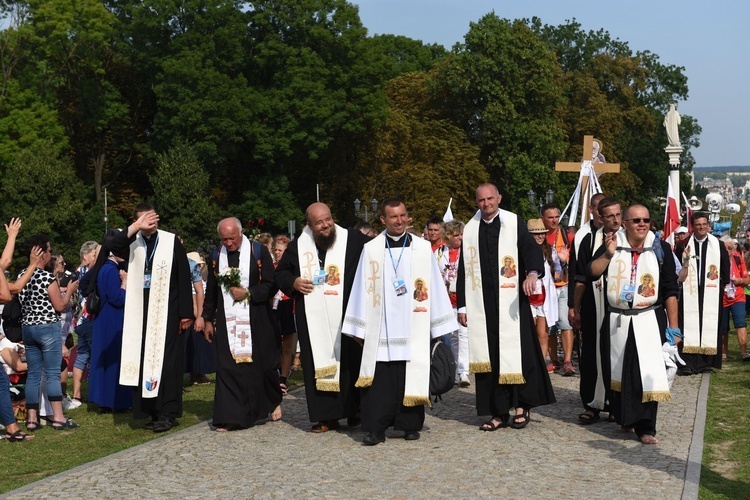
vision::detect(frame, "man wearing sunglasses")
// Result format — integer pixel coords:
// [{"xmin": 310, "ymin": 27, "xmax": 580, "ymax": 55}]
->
[
  {"xmin": 589, "ymin": 205, "xmax": 679, "ymax": 444},
  {"xmin": 676, "ymin": 212, "xmax": 729, "ymax": 375}
]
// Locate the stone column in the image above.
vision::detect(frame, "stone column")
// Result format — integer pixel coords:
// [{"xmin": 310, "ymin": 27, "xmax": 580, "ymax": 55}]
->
[{"xmin": 665, "ymin": 145, "xmax": 684, "ymax": 216}]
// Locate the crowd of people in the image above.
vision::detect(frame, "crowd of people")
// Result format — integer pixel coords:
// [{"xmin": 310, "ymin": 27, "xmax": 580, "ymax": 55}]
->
[{"xmin": 1, "ymin": 184, "xmax": 744, "ymax": 446}]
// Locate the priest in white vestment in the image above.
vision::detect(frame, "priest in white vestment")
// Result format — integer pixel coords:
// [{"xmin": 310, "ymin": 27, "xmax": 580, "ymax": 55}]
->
[
  {"xmin": 457, "ymin": 184, "xmax": 555, "ymax": 432},
  {"xmin": 588, "ymin": 205, "xmax": 679, "ymax": 444},
  {"xmin": 342, "ymin": 197, "xmax": 458, "ymax": 446},
  {"xmin": 112, "ymin": 203, "xmax": 194, "ymax": 433},
  {"xmin": 675, "ymin": 212, "xmax": 729, "ymax": 375}
]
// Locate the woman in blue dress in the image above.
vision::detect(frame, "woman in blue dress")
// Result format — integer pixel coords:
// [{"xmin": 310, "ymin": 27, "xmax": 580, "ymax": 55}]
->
[{"xmin": 88, "ymin": 233, "xmax": 132, "ymax": 412}]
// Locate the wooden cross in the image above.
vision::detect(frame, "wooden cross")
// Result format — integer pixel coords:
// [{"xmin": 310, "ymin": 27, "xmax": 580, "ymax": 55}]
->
[{"xmin": 555, "ymin": 135, "xmax": 620, "ymax": 223}]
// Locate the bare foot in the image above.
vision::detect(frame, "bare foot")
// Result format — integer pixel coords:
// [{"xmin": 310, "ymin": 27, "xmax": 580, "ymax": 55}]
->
[
  {"xmin": 621, "ymin": 426, "xmax": 635, "ymax": 433},
  {"xmin": 640, "ymin": 434, "xmax": 659, "ymax": 444},
  {"xmin": 269, "ymin": 405, "xmax": 282, "ymax": 421},
  {"xmin": 215, "ymin": 427, "xmax": 228, "ymax": 432}
]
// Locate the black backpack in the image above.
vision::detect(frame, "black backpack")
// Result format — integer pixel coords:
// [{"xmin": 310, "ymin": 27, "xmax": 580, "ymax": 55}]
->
[
  {"xmin": 429, "ymin": 339, "xmax": 456, "ymax": 401},
  {"xmin": 1, "ymin": 294, "xmax": 22, "ymax": 342}
]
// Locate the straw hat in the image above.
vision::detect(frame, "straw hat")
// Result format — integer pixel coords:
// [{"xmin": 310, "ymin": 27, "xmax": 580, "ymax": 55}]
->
[
  {"xmin": 186, "ymin": 252, "xmax": 205, "ymax": 265},
  {"xmin": 527, "ymin": 219, "xmax": 547, "ymax": 234}
]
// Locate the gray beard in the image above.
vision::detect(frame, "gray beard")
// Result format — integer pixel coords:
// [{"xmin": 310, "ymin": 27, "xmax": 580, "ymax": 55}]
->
[{"xmin": 314, "ymin": 225, "xmax": 337, "ymax": 251}]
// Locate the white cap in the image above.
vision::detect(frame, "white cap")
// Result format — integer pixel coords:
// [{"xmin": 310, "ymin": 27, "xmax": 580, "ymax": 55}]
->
[{"xmin": 675, "ymin": 226, "xmax": 688, "ymax": 234}]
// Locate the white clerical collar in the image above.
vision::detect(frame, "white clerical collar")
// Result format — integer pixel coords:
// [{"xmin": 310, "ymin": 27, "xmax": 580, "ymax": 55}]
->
[
  {"xmin": 386, "ymin": 231, "xmax": 407, "ymax": 241},
  {"xmin": 482, "ymin": 213, "xmax": 500, "ymax": 224},
  {"xmin": 694, "ymin": 235, "xmax": 708, "ymax": 244}
]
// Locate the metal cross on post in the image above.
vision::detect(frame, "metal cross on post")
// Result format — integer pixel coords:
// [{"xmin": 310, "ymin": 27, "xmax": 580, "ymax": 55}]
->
[{"xmin": 555, "ymin": 135, "xmax": 620, "ymax": 224}]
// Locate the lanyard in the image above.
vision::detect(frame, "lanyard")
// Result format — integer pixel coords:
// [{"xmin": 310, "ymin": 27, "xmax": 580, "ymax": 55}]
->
[
  {"xmin": 143, "ymin": 233, "xmax": 159, "ymax": 271},
  {"xmin": 385, "ymin": 232, "xmax": 408, "ymax": 279}
]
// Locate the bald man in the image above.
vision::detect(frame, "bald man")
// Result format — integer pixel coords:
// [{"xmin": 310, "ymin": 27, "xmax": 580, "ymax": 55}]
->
[
  {"xmin": 202, "ymin": 217, "xmax": 282, "ymax": 430},
  {"xmin": 276, "ymin": 203, "xmax": 372, "ymax": 432}
]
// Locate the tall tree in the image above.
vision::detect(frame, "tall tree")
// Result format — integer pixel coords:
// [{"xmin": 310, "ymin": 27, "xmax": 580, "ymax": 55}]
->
[
  {"xmin": 150, "ymin": 138, "xmax": 218, "ymax": 248},
  {"xmin": 435, "ymin": 15, "xmax": 567, "ymax": 217},
  {"xmin": 0, "ymin": 142, "xmax": 87, "ymax": 269}
]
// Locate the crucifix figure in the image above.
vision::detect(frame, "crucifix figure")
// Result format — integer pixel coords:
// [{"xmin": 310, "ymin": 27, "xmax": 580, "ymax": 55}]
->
[{"xmin": 555, "ymin": 135, "xmax": 620, "ymax": 224}]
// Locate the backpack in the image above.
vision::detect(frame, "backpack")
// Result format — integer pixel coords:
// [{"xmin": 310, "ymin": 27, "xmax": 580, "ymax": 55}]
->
[
  {"xmin": 0, "ymin": 294, "xmax": 22, "ymax": 342},
  {"xmin": 429, "ymin": 339, "xmax": 456, "ymax": 401}
]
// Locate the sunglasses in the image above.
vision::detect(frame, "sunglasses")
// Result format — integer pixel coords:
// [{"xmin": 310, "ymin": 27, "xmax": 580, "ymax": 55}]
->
[{"xmin": 625, "ymin": 218, "xmax": 651, "ymax": 224}]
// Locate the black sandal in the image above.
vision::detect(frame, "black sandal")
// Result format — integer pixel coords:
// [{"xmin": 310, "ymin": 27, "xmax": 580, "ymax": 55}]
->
[
  {"xmin": 5, "ymin": 429, "xmax": 35, "ymax": 442},
  {"xmin": 50, "ymin": 417, "xmax": 79, "ymax": 430},
  {"xmin": 25, "ymin": 420, "xmax": 41, "ymax": 432},
  {"xmin": 511, "ymin": 409, "xmax": 530, "ymax": 429},
  {"xmin": 578, "ymin": 411, "xmax": 600, "ymax": 425},
  {"xmin": 479, "ymin": 416, "xmax": 508, "ymax": 432}
]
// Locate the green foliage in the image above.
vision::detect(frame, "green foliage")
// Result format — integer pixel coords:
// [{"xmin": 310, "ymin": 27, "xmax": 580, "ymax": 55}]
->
[
  {"xmin": 149, "ymin": 139, "xmax": 218, "ymax": 248},
  {"xmin": 436, "ymin": 15, "xmax": 567, "ymax": 218},
  {"xmin": 0, "ymin": 3, "xmax": 703, "ymax": 244},
  {"xmin": 340, "ymin": 70, "xmax": 487, "ymax": 228},
  {"xmin": 0, "ymin": 142, "xmax": 86, "ymax": 270},
  {"xmin": 227, "ymin": 175, "xmax": 304, "ymax": 236},
  {"xmin": 0, "ymin": 81, "xmax": 68, "ymax": 169}
]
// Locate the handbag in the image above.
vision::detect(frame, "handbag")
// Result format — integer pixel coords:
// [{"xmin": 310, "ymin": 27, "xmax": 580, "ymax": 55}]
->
[{"xmin": 86, "ymin": 285, "xmax": 102, "ymax": 315}]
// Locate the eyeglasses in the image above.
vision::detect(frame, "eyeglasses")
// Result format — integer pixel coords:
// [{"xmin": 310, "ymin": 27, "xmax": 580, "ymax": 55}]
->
[{"xmin": 625, "ymin": 218, "xmax": 651, "ymax": 224}]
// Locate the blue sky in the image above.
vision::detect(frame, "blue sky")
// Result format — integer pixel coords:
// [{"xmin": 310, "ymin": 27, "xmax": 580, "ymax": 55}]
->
[{"xmin": 353, "ymin": 0, "xmax": 749, "ymax": 168}]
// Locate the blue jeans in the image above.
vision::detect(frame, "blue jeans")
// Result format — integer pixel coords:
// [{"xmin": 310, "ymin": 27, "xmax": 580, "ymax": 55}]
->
[
  {"xmin": 0, "ymin": 369, "xmax": 15, "ymax": 426},
  {"xmin": 74, "ymin": 320, "xmax": 94, "ymax": 370},
  {"xmin": 22, "ymin": 322, "xmax": 63, "ymax": 409}
]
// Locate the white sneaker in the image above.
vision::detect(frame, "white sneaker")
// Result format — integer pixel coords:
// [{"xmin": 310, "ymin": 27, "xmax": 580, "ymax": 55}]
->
[
  {"xmin": 67, "ymin": 397, "xmax": 82, "ymax": 410},
  {"xmin": 459, "ymin": 373, "xmax": 471, "ymax": 387},
  {"xmin": 62, "ymin": 395, "xmax": 73, "ymax": 410}
]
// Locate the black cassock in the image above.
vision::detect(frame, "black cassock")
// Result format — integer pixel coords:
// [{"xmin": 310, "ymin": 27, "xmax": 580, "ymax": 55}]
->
[
  {"xmin": 589, "ymin": 240, "xmax": 679, "ymax": 438},
  {"xmin": 110, "ymin": 230, "xmax": 194, "ymax": 420},
  {"xmin": 574, "ymin": 225, "xmax": 612, "ymax": 413},
  {"xmin": 675, "ymin": 236, "xmax": 729, "ymax": 373},
  {"xmin": 203, "ymin": 244, "xmax": 282, "ymax": 428},
  {"xmin": 275, "ymin": 229, "xmax": 369, "ymax": 423},
  {"xmin": 457, "ymin": 214, "xmax": 556, "ymax": 417}
]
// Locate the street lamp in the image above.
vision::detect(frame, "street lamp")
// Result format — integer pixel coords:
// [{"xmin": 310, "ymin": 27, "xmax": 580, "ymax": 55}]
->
[
  {"xmin": 354, "ymin": 198, "xmax": 378, "ymax": 223},
  {"xmin": 528, "ymin": 189, "xmax": 554, "ymax": 215}
]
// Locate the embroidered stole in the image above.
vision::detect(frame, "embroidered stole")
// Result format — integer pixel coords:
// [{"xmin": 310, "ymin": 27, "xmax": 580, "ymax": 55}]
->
[
  {"xmin": 347, "ymin": 234, "xmax": 433, "ymax": 406},
  {"xmin": 682, "ymin": 235, "xmax": 721, "ymax": 355},
  {"xmin": 298, "ymin": 225, "xmax": 348, "ymax": 392},
  {"xmin": 120, "ymin": 231, "xmax": 175, "ymax": 398},
  {"xmin": 219, "ymin": 234, "xmax": 253, "ymax": 363},
  {"xmin": 606, "ymin": 231, "xmax": 670, "ymax": 403},
  {"xmin": 463, "ymin": 210, "xmax": 524, "ymax": 385}
]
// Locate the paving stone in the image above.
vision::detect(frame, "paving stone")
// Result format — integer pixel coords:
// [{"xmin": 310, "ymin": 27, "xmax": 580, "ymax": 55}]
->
[{"xmin": 5, "ymin": 370, "xmax": 703, "ymax": 499}]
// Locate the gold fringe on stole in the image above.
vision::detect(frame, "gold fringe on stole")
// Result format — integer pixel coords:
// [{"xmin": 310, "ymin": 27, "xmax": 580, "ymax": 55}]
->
[
  {"xmin": 642, "ymin": 391, "xmax": 671, "ymax": 403},
  {"xmin": 681, "ymin": 346, "xmax": 703, "ymax": 354},
  {"xmin": 315, "ymin": 379, "xmax": 340, "ymax": 392},
  {"xmin": 402, "ymin": 395, "xmax": 430, "ymax": 407},
  {"xmin": 355, "ymin": 376, "xmax": 373, "ymax": 388},
  {"xmin": 498, "ymin": 373, "xmax": 526, "ymax": 385},
  {"xmin": 470, "ymin": 361, "xmax": 492, "ymax": 374},
  {"xmin": 701, "ymin": 347, "xmax": 717, "ymax": 355},
  {"xmin": 234, "ymin": 356, "xmax": 253, "ymax": 363},
  {"xmin": 314, "ymin": 364, "xmax": 337, "ymax": 379},
  {"xmin": 610, "ymin": 380, "xmax": 622, "ymax": 392}
]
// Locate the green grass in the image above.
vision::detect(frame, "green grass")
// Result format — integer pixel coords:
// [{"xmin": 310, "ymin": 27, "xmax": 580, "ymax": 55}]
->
[
  {"xmin": 0, "ymin": 369, "xmax": 304, "ymax": 494},
  {"xmin": 699, "ymin": 334, "xmax": 750, "ymax": 498}
]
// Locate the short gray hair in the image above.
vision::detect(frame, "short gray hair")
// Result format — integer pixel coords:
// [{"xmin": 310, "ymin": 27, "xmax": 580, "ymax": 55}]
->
[{"xmin": 80, "ymin": 241, "xmax": 99, "ymax": 259}]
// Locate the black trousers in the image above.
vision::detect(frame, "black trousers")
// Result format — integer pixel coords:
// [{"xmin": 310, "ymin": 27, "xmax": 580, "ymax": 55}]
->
[{"xmin": 361, "ymin": 361, "xmax": 424, "ymax": 434}]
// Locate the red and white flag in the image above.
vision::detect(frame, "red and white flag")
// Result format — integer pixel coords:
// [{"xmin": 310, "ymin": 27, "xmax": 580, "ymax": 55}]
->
[{"xmin": 663, "ymin": 178, "xmax": 680, "ymax": 246}]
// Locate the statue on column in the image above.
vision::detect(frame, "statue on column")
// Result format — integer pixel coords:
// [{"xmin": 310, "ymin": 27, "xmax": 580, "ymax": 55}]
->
[{"xmin": 664, "ymin": 103, "xmax": 681, "ymax": 147}]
